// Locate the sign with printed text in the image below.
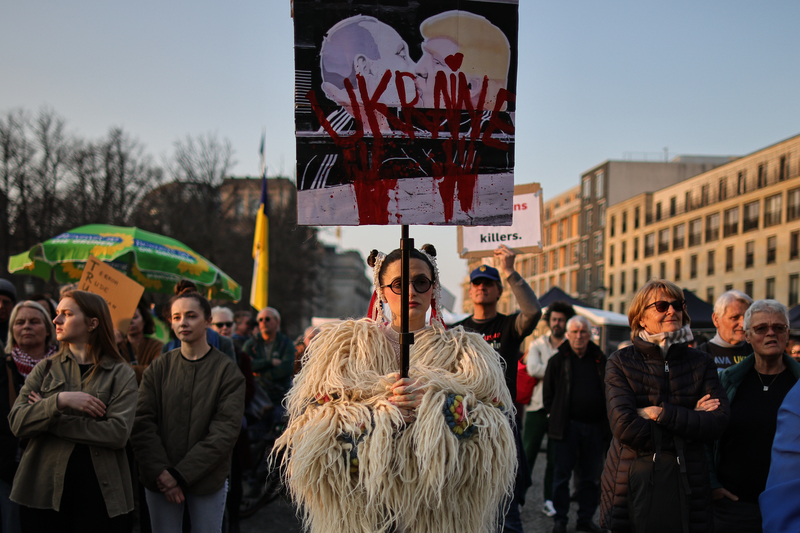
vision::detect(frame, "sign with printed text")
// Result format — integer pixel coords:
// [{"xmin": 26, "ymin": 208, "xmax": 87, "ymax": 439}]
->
[
  {"xmin": 78, "ymin": 256, "xmax": 145, "ymax": 335},
  {"xmin": 293, "ymin": 0, "xmax": 519, "ymax": 226},
  {"xmin": 457, "ymin": 182, "xmax": 542, "ymax": 258}
]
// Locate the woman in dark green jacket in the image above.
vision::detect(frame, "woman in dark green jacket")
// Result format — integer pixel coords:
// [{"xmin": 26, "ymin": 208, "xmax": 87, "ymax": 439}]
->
[
  {"xmin": 9, "ymin": 290, "xmax": 138, "ymax": 533},
  {"xmin": 132, "ymin": 282, "xmax": 245, "ymax": 533}
]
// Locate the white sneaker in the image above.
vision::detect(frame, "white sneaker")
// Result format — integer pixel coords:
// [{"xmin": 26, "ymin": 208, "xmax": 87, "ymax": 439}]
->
[{"xmin": 542, "ymin": 500, "xmax": 556, "ymax": 517}]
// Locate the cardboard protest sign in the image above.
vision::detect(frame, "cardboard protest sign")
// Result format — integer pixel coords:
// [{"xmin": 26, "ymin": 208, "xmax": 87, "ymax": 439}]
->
[
  {"xmin": 78, "ymin": 256, "xmax": 145, "ymax": 335},
  {"xmin": 457, "ymin": 183, "xmax": 543, "ymax": 258},
  {"xmin": 294, "ymin": 0, "xmax": 519, "ymax": 226}
]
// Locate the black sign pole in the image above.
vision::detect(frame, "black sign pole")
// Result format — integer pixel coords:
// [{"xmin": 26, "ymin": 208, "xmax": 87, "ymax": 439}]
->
[{"xmin": 400, "ymin": 224, "xmax": 414, "ymax": 378}]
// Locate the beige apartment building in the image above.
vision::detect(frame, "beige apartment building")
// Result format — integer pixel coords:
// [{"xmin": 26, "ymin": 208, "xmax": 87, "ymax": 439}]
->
[
  {"xmin": 462, "ymin": 185, "xmax": 581, "ymax": 315},
  {"xmin": 605, "ymin": 133, "xmax": 800, "ymax": 314}
]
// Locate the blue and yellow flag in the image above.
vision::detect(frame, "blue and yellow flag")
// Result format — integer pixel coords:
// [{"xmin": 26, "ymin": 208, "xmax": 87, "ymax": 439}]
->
[{"xmin": 250, "ymin": 133, "xmax": 269, "ymax": 310}]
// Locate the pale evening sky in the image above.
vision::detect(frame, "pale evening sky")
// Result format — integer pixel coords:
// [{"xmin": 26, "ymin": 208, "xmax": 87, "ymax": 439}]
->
[{"xmin": 2, "ymin": 1, "xmax": 799, "ymax": 310}]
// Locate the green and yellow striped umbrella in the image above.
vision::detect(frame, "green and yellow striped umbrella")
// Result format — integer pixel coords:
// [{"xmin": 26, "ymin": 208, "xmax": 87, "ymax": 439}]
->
[{"xmin": 8, "ymin": 224, "xmax": 241, "ymax": 301}]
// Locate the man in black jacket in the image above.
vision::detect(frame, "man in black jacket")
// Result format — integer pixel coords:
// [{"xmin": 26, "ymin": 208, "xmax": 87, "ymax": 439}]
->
[{"xmin": 543, "ymin": 315, "xmax": 606, "ymax": 533}]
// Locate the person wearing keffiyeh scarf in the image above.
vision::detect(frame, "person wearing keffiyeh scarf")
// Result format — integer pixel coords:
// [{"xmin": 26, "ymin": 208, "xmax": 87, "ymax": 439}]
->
[{"xmin": 1, "ymin": 301, "xmax": 58, "ymax": 529}]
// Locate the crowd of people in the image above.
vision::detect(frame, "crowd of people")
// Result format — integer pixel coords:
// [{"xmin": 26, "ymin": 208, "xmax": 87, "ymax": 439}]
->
[{"xmin": 1, "ymin": 240, "xmax": 800, "ymax": 533}]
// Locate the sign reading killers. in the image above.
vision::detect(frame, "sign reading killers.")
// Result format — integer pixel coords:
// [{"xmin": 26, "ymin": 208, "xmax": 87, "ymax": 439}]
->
[{"xmin": 294, "ymin": 1, "xmax": 519, "ymax": 226}]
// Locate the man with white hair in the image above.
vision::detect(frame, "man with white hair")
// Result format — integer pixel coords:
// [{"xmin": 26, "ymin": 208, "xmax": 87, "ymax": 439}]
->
[
  {"xmin": 543, "ymin": 315, "xmax": 608, "ymax": 533},
  {"xmin": 699, "ymin": 290, "xmax": 754, "ymax": 371},
  {"xmin": 243, "ymin": 307, "xmax": 296, "ymax": 405}
]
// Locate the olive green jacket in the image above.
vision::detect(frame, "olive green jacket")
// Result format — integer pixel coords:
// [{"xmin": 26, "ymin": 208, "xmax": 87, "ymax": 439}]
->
[
  {"xmin": 131, "ymin": 347, "xmax": 245, "ymax": 495},
  {"xmin": 8, "ymin": 351, "xmax": 138, "ymax": 517}
]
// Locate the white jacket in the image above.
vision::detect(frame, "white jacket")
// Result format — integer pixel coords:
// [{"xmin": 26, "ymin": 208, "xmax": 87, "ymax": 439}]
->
[{"xmin": 525, "ymin": 334, "xmax": 561, "ymax": 411}]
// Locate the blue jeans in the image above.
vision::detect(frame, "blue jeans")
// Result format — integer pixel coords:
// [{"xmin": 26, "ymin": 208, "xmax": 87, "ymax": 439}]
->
[
  {"xmin": 145, "ymin": 481, "xmax": 228, "ymax": 533},
  {"xmin": 552, "ymin": 420, "xmax": 604, "ymax": 525}
]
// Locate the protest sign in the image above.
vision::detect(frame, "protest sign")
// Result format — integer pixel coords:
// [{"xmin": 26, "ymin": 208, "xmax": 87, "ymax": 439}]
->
[
  {"xmin": 294, "ymin": 0, "xmax": 519, "ymax": 226},
  {"xmin": 457, "ymin": 182, "xmax": 542, "ymax": 258},
  {"xmin": 78, "ymin": 256, "xmax": 145, "ymax": 335}
]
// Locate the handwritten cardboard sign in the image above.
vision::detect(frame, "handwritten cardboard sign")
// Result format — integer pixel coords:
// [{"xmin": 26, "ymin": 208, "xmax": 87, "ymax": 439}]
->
[
  {"xmin": 457, "ymin": 183, "xmax": 543, "ymax": 258},
  {"xmin": 78, "ymin": 256, "xmax": 145, "ymax": 335},
  {"xmin": 294, "ymin": 0, "xmax": 519, "ymax": 226}
]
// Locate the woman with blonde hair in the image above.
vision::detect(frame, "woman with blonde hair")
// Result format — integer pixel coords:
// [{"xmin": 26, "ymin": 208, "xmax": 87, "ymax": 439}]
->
[
  {"xmin": 274, "ymin": 244, "xmax": 516, "ymax": 533},
  {"xmin": 599, "ymin": 279, "xmax": 729, "ymax": 533},
  {"xmin": 9, "ymin": 290, "xmax": 138, "ymax": 532}
]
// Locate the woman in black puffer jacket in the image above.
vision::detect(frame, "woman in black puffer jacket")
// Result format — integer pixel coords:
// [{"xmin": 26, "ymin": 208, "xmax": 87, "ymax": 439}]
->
[{"xmin": 600, "ymin": 279, "xmax": 730, "ymax": 533}]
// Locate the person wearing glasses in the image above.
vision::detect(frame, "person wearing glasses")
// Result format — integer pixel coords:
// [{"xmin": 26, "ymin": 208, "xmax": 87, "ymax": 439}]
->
[
  {"xmin": 787, "ymin": 338, "xmax": 800, "ymax": 363},
  {"xmin": 274, "ymin": 244, "xmax": 516, "ymax": 533},
  {"xmin": 242, "ymin": 307, "xmax": 295, "ymax": 408},
  {"xmin": 542, "ymin": 315, "xmax": 608, "ymax": 533},
  {"xmin": 455, "ymin": 244, "xmax": 541, "ymax": 533},
  {"xmin": 708, "ymin": 300, "xmax": 800, "ymax": 532},
  {"xmin": 600, "ymin": 279, "xmax": 729, "ymax": 533}
]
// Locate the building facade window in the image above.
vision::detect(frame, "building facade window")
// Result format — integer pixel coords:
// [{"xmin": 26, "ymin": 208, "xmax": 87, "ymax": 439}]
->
[
  {"xmin": 670, "ymin": 196, "xmax": 677, "ymax": 217},
  {"xmin": 725, "ymin": 284, "xmax": 733, "ymax": 292},
  {"xmin": 622, "ymin": 211, "xmax": 628, "ymax": 233},
  {"xmin": 584, "ymin": 269, "xmax": 592, "ymax": 291},
  {"xmin": 646, "ymin": 265, "xmax": 652, "ymax": 281},
  {"xmin": 633, "ymin": 237, "xmax": 639, "ymax": 261},
  {"xmin": 689, "ymin": 218, "xmax": 702, "ymax": 246},
  {"xmin": 705, "ymin": 213, "xmax": 720, "ymax": 242},
  {"xmin": 582, "ymin": 177, "xmax": 591, "ymax": 199},
  {"xmin": 609, "ymin": 245, "xmax": 615, "ymax": 267},
  {"xmin": 746, "ymin": 241, "xmax": 755, "ymax": 268},
  {"xmin": 594, "ymin": 234, "xmax": 603, "ymax": 255},
  {"xmin": 723, "ymin": 207, "xmax": 739, "ymax": 237},
  {"xmin": 656, "ymin": 202, "xmax": 662, "ymax": 221},
  {"xmin": 706, "ymin": 287, "xmax": 714, "ymax": 304},
  {"xmin": 595, "ymin": 171, "xmax": 604, "ymax": 198},
  {"xmin": 621, "ymin": 241, "xmax": 627, "ymax": 264},
  {"xmin": 718, "ymin": 178, "xmax": 727, "ymax": 202},
  {"xmin": 632, "ymin": 268, "xmax": 639, "ymax": 292},
  {"xmin": 619, "ymin": 301, "xmax": 625, "ymax": 314},
  {"xmin": 673, "ymin": 223, "xmax": 685, "ymax": 249},
  {"xmin": 644, "ymin": 233, "xmax": 655, "ymax": 257},
  {"xmin": 659, "ymin": 228, "xmax": 670, "ymax": 254},
  {"xmin": 674, "ymin": 258, "xmax": 681, "ymax": 282},
  {"xmin": 766, "ymin": 277, "xmax": 776, "ymax": 300},
  {"xmin": 620, "ymin": 271, "xmax": 626, "ymax": 295},
  {"xmin": 790, "ymin": 274, "xmax": 799, "ymax": 307},
  {"xmin": 780, "ymin": 156, "xmax": 787, "ymax": 181},
  {"xmin": 743, "ymin": 201, "xmax": 759, "ymax": 232},
  {"xmin": 792, "ymin": 231, "xmax": 800, "ymax": 260},
  {"xmin": 685, "ymin": 191, "xmax": 693, "ymax": 212},
  {"xmin": 610, "ymin": 216, "xmax": 615, "ymax": 237},
  {"xmin": 758, "ymin": 164, "xmax": 766, "ymax": 188},
  {"xmin": 737, "ymin": 171, "xmax": 747, "ymax": 195},
  {"xmin": 690, "ymin": 255, "xmax": 698, "ymax": 279},
  {"xmin": 726, "ymin": 246, "xmax": 734, "ymax": 272},
  {"xmin": 767, "ymin": 236, "xmax": 777, "ymax": 264},
  {"xmin": 634, "ymin": 207, "xmax": 640, "ymax": 229},
  {"xmin": 744, "ymin": 280, "xmax": 753, "ymax": 297},
  {"xmin": 660, "ymin": 262, "xmax": 666, "ymax": 279},
  {"xmin": 585, "ymin": 208, "xmax": 593, "ymax": 233},
  {"xmin": 707, "ymin": 250, "xmax": 715, "ymax": 276},
  {"xmin": 788, "ymin": 187, "xmax": 800, "ymax": 221},
  {"xmin": 581, "ymin": 241, "xmax": 588, "ymax": 264},
  {"xmin": 764, "ymin": 194, "xmax": 782, "ymax": 227},
  {"xmin": 609, "ymin": 274, "xmax": 614, "ymax": 296},
  {"xmin": 599, "ymin": 204, "xmax": 606, "ymax": 228},
  {"xmin": 701, "ymin": 185, "xmax": 709, "ymax": 206}
]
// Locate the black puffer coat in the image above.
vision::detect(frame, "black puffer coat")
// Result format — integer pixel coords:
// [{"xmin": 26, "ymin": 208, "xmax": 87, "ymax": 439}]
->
[{"xmin": 599, "ymin": 337, "xmax": 730, "ymax": 533}]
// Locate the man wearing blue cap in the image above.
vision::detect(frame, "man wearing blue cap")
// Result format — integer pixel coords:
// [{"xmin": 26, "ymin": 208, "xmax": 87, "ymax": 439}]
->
[{"xmin": 456, "ymin": 244, "xmax": 542, "ymax": 533}]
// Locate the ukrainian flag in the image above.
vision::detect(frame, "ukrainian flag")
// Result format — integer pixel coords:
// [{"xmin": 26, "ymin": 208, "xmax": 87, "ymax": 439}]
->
[{"xmin": 251, "ymin": 135, "xmax": 269, "ymax": 310}]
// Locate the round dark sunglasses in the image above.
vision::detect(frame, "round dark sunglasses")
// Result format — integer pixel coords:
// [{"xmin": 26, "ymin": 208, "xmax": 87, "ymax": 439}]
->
[
  {"xmin": 644, "ymin": 299, "xmax": 685, "ymax": 313},
  {"xmin": 382, "ymin": 276, "xmax": 433, "ymax": 295},
  {"xmin": 213, "ymin": 321, "xmax": 233, "ymax": 328}
]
